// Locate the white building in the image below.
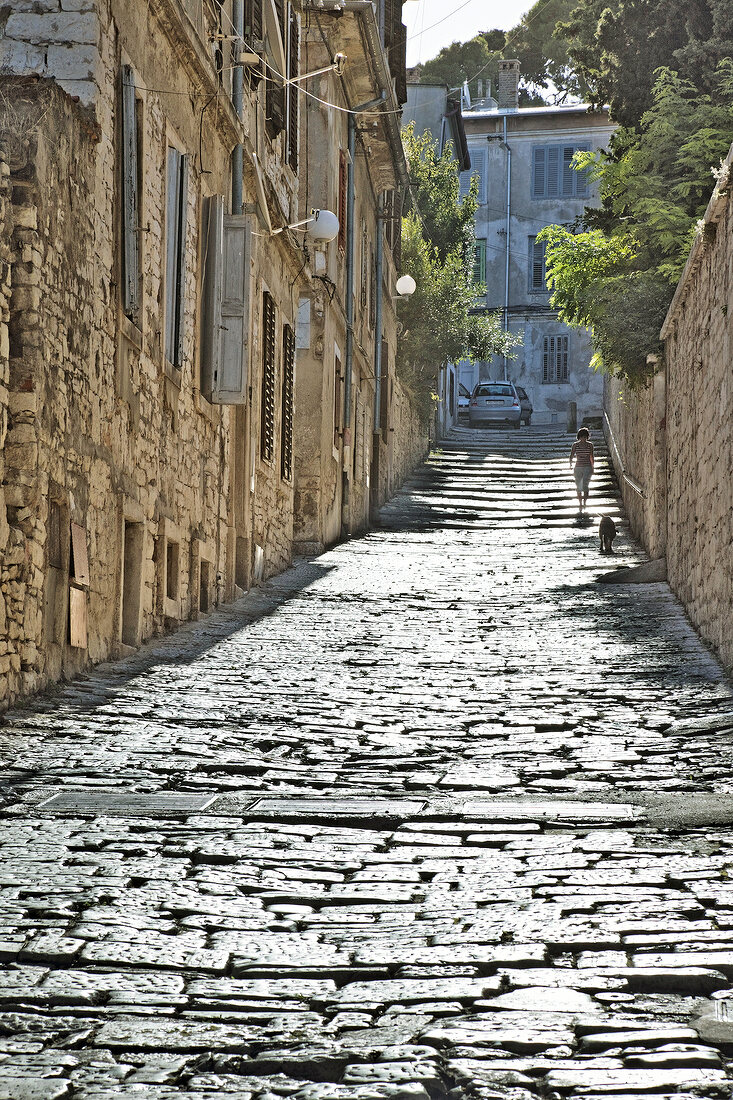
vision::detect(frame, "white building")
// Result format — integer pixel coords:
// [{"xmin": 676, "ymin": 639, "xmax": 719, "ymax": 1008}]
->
[{"xmin": 458, "ymin": 61, "xmax": 615, "ymax": 426}]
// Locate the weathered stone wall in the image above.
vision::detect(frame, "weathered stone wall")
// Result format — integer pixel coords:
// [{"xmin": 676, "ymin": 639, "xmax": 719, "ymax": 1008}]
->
[
  {"xmin": 662, "ymin": 177, "xmax": 733, "ymax": 671},
  {"xmin": 604, "ymin": 150, "xmax": 733, "ymax": 673},
  {"xmin": 603, "ymin": 370, "xmax": 667, "ymax": 561}
]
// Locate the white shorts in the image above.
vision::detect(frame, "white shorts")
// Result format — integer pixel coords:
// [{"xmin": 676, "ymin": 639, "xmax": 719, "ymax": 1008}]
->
[{"xmin": 574, "ymin": 466, "xmax": 592, "ymax": 493}]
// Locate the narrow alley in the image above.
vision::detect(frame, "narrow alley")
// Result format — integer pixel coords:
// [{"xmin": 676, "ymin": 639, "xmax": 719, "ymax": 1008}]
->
[{"xmin": 1, "ymin": 427, "xmax": 733, "ymax": 1100}]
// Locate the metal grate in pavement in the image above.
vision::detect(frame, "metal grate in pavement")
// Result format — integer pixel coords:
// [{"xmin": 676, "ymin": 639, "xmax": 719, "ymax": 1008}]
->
[
  {"xmin": 246, "ymin": 798, "xmax": 427, "ymax": 816},
  {"xmin": 39, "ymin": 790, "xmax": 220, "ymax": 814}
]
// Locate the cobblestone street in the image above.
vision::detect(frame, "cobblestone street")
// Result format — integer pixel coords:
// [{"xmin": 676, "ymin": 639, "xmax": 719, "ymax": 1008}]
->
[{"xmin": 2, "ymin": 427, "xmax": 733, "ymax": 1099}]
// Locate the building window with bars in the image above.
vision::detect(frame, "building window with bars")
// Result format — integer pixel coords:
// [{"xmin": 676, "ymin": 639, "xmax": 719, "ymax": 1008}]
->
[
  {"xmin": 164, "ymin": 146, "xmax": 189, "ymax": 368},
  {"xmin": 531, "ymin": 144, "xmax": 590, "ymax": 199},
  {"xmin": 528, "ymin": 236, "xmax": 547, "ymax": 292},
  {"xmin": 261, "ymin": 291, "xmax": 277, "ymax": 461},
  {"xmin": 280, "ymin": 323, "xmax": 295, "ymax": 480},
  {"xmin": 543, "ymin": 335, "xmax": 569, "ymax": 383}
]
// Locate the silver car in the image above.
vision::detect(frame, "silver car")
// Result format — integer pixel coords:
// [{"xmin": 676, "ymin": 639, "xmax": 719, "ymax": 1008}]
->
[{"xmin": 468, "ymin": 382, "xmax": 522, "ymax": 428}]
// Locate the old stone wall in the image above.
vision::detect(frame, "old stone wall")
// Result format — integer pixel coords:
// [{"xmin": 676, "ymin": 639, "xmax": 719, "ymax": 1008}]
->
[
  {"xmin": 603, "ymin": 370, "xmax": 667, "ymax": 561},
  {"xmin": 604, "ymin": 151, "xmax": 733, "ymax": 673}
]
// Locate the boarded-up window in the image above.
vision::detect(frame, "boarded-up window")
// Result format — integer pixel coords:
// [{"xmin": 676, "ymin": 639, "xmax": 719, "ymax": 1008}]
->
[
  {"xmin": 543, "ymin": 335, "xmax": 569, "ymax": 383},
  {"xmin": 164, "ymin": 147, "xmax": 189, "ymax": 367},
  {"xmin": 337, "ymin": 152, "xmax": 347, "ymax": 252},
  {"xmin": 280, "ymin": 323, "xmax": 295, "ymax": 480},
  {"xmin": 261, "ymin": 290, "xmax": 276, "ymax": 461},
  {"xmin": 121, "ymin": 66, "xmax": 142, "ymax": 319}
]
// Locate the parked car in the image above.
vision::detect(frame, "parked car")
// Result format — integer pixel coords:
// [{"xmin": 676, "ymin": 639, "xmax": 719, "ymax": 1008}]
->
[
  {"xmin": 515, "ymin": 385, "xmax": 533, "ymax": 425},
  {"xmin": 469, "ymin": 382, "xmax": 522, "ymax": 428},
  {"xmin": 457, "ymin": 382, "xmax": 471, "ymax": 419}
]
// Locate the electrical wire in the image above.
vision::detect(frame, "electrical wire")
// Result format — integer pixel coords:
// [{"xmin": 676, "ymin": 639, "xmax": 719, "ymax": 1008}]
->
[{"xmin": 406, "ymin": 0, "xmax": 479, "ymax": 45}]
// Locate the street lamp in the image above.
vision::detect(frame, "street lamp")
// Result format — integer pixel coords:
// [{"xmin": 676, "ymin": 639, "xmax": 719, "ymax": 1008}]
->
[
  {"xmin": 393, "ymin": 274, "xmax": 416, "ymax": 299},
  {"xmin": 270, "ymin": 208, "xmax": 340, "ymax": 241}
]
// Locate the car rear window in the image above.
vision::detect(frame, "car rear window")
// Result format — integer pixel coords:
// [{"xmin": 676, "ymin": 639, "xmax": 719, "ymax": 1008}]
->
[{"xmin": 475, "ymin": 385, "xmax": 514, "ymax": 397}]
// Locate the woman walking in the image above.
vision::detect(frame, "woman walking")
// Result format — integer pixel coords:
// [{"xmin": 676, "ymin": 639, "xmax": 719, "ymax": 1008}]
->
[{"xmin": 570, "ymin": 427, "xmax": 594, "ymax": 512}]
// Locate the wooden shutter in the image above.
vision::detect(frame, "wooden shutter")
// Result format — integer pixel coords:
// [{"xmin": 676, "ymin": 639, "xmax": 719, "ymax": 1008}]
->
[
  {"xmin": 200, "ymin": 195, "xmax": 223, "ymax": 400},
  {"xmin": 174, "ymin": 154, "xmax": 189, "ymax": 369},
  {"xmin": 575, "ymin": 145, "xmax": 590, "ymax": 198},
  {"xmin": 280, "ymin": 323, "xmax": 295, "ymax": 480},
  {"xmin": 260, "ymin": 291, "xmax": 276, "ymax": 461},
  {"xmin": 529, "ymin": 237, "xmax": 545, "ymax": 291},
  {"xmin": 369, "ymin": 244, "xmax": 376, "ymax": 329},
  {"xmin": 473, "ymin": 240, "xmax": 486, "ymax": 286},
  {"xmin": 210, "ymin": 213, "xmax": 252, "ymax": 404},
  {"xmin": 165, "ymin": 148, "xmax": 181, "ymax": 363},
  {"xmin": 543, "ymin": 336, "xmax": 551, "ymax": 382},
  {"xmin": 560, "ymin": 335, "xmax": 569, "ymax": 380},
  {"xmin": 286, "ymin": 7, "xmax": 299, "ymax": 172},
  {"xmin": 532, "ymin": 146, "xmax": 546, "ymax": 198},
  {"xmin": 121, "ymin": 66, "xmax": 139, "ymax": 316},
  {"xmin": 245, "ymin": 0, "xmax": 262, "ymax": 39},
  {"xmin": 547, "ymin": 145, "xmax": 560, "ymax": 198},
  {"xmin": 337, "ymin": 152, "xmax": 347, "ymax": 251},
  {"xmin": 562, "ymin": 146, "xmax": 575, "ymax": 197},
  {"xmin": 265, "ymin": 0, "xmax": 286, "ymax": 138},
  {"xmin": 360, "ymin": 221, "xmax": 368, "ymax": 309}
]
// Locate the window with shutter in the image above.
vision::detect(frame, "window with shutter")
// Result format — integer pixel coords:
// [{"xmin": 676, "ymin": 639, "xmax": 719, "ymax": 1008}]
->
[
  {"xmin": 164, "ymin": 147, "xmax": 189, "ymax": 368},
  {"xmin": 286, "ymin": 7, "xmax": 299, "ymax": 171},
  {"xmin": 542, "ymin": 335, "xmax": 570, "ymax": 382},
  {"xmin": 473, "ymin": 240, "xmax": 487, "ymax": 287},
  {"xmin": 369, "ymin": 244, "xmax": 376, "ymax": 329},
  {"xmin": 532, "ymin": 144, "xmax": 591, "ymax": 199},
  {"xmin": 337, "ymin": 152, "xmax": 347, "ymax": 252},
  {"xmin": 528, "ymin": 236, "xmax": 547, "ymax": 292},
  {"xmin": 260, "ymin": 291, "xmax": 277, "ymax": 461},
  {"xmin": 333, "ymin": 353, "xmax": 343, "ymax": 449},
  {"xmin": 265, "ymin": 0, "xmax": 286, "ymax": 138},
  {"xmin": 201, "ymin": 202, "xmax": 253, "ymax": 404},
  {"xmin": 280, "ymin": 323, "xmax": 295, "ymax": 480},
  {"xmin": 121, "ymin": 66, "xmax": 142, "ymax": 319},
  {"xmin": 360, "ymin": 220, "xmax": 368, "ymax": 309}
]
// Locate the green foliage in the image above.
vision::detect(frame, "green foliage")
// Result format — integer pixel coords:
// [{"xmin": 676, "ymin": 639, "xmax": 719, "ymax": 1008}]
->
[
  {"xmin": 397, "ymin": 129, "xmax": 515, "ymax": 416},
  {"xmin": 508, "ymin": 0, "xmax": 585, "ymax": 100},
  {"xmin": 537, "ymin": 60, "xmax": 733, "ymax": 383}
]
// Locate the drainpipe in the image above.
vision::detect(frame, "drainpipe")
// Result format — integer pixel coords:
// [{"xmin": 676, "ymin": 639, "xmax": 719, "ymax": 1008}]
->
[
  {"xmin": 231, "ymin": 0, "xmax": 244, "ymax": 212},
  {"xmin": 342, "ymin": 93, "xmax": 386, "ymax": 537},
  {"xmin": 502, "ymin": 114, "xmax": 511, "ymax": 380}
]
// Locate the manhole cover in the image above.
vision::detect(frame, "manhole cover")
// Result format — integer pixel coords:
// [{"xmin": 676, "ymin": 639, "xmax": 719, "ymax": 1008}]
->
[
  {"xmin": 39, "ymin": 791, "xmax": 220, "ymax": 814},
  {"xmin": 247, "ymin": 798, "xmax": 426, "ymax": 816}
]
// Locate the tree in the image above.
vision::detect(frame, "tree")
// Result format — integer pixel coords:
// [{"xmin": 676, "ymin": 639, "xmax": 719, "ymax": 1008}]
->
[
  {"xmin": 538, "ymin": 59, "xmax": 733, "ymax": 382},
  {"xmin": 507, "ymin": 0, "xmax": 584, "ymax": 101},
  {"xmin": 417, "ymin": 32, "xmax": 544, "ymax": 104},
  {"xmin": 397, "ymin": 128, "xmax": 514, "ymax": 415}
]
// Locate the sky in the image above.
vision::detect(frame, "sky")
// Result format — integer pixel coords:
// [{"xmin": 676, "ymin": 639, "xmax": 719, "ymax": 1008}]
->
[{"xmin": 405, "ymin": 0, "xmax": 533, "ymax": 68}]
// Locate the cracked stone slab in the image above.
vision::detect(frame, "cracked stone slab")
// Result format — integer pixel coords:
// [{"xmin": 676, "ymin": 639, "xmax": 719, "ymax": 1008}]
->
[{"xmin": 463, "ymin": 800, "xmax": 639, "ymax": 821}]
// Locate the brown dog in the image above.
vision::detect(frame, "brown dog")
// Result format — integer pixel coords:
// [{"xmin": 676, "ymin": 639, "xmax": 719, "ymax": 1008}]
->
[{"xmin": 599, "ymin": 515, "xmax": 617, "ymax": 553}]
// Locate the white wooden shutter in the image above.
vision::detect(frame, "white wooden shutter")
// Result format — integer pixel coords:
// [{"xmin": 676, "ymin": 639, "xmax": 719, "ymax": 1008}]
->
[
  {"xmin": 200, "ymin": 195, "xmax": 224, "ymax": 401},
  {"xmin": 211, "ymin": 215, "xmax": 252, "ymax": 404},
  {"xmin": 121, "ymin": 66, "xmax": 139, "ymax": 316}
]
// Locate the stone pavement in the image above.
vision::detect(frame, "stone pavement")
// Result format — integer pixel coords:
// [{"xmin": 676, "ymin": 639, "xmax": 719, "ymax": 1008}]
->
[{"xmin": 1, "ymin": 425, "xmax": 733, "ymax": 1100}]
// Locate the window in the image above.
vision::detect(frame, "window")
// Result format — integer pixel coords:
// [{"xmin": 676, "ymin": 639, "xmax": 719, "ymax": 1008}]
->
[
  {"xmin": 473, "ymin": 240, "xmax": 487, "ymax": 287},
  {"xmin": 280, "ymin": 323, "xmax": 295, "ymax": 480},
  {"xmin": 164, "ymin": 147, "xmax": 189, "ymax": 367},
  {"xmin": 528, "ymin": 236, "xmax": 547, "ymax": 292},
  {"xmin": 120, "ymin": 66, "xmax": 142, "ymax": 319},
  {"xmin": 459, "ymin": 147, "xmax": 487, "ymax": 203},
  {"xmin": 334, "ymin": 353, "xmax": 343, "ymax": 448},
  {"xmin": 261, "ymin": 291, "xmax": 276, "ymax": 461},
  {"xmin": 266, "ymin": 0, "xmax": 286, "ymax": 138},
  {"xmin": 337, "ymin": 152, "xmax": 347, "ymax": 252},
  {"xmin": 532, "ymin": 144, "xmax": 589, "ymax": 199},
  {"xmin": 286, "ymin": 5, "xmax": 299, "ymax": 171},
  {"xmin": 543, "ymin": 335, "xmax": 569, "ymax": 383},
  {"xmin": 165, "ymin": 540, "xmax": 179, "ymax": 600},
  {"xmin": 360, "ymin": 220, "xmax": 368, "ymax": 309},
  {"xmin": 369, "ymin": 243, "xmax": 376, "ymax": 330}
]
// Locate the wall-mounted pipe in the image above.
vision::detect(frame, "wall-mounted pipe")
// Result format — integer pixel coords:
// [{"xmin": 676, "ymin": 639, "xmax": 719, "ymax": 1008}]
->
[
  {"xmin": 502, "ymin": 114, "xmax": 511, "ymax": 381},
  {"xmin": 373, "ymin": 192, "xmax": 385, "ymax": 431},
  {"xmin": 231, "ymin": 0, "xmax": 244, "ymax": 212}
]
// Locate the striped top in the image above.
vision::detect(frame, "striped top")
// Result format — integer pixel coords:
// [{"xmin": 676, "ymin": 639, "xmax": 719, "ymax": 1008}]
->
[{"xmin": 571, "ymin": 439, "xmax": 594, "ymax": 467}]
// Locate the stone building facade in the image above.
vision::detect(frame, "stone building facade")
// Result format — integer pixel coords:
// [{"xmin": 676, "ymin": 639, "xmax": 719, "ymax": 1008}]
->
[
  {"xmin": 604, "ymin": 144, "xmax": 733, "ymax": 672},
  {"xmin": 0, "ymin": 0, "xmax": 426, "ymax": 707},
  {"xmin": 459, "ymin": 62, "xmax": 615, "ymax": 426}
]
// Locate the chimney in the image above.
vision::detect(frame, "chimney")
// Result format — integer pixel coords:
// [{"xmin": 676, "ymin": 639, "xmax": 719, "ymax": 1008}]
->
[{"xmin": 497, "ymin": 59, "xmax": 520, "ymax": 110}]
